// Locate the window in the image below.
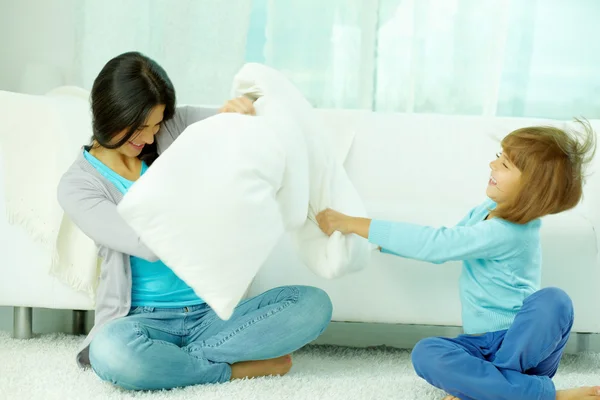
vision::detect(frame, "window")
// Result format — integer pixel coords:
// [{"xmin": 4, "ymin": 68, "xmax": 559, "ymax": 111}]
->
[{"xmin": 245, "ymin": 0, "xmax": 600, "ymax": 119}]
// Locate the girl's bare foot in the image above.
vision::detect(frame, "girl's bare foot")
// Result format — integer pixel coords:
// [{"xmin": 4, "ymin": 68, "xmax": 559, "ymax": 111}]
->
[
  {"xmin": 442, "ymin": 396, "xmax": 461, "ymax": 400},
  {"xmin": 556, "ymin": 387, "xmax": 600, "ymax": 400},
  {"xmin": 230, "ymin": 355, "xmax": 292, "ymax": 380}
]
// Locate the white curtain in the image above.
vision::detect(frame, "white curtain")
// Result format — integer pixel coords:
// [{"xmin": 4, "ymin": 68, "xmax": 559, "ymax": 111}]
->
[
  {"xmin": 247, "ymin": 0, "xmax": 600, "ymax": 119},
  {"xmin": 245, "ymin": 0, "xmax": 379, "ymax": 109},
  {"xmin": 5, "ymin": 0, "xmax": 599, "ymax": 119},
  {"xmin": 73, "ymin": 0, "xmax": 252, "ymax": 106}
]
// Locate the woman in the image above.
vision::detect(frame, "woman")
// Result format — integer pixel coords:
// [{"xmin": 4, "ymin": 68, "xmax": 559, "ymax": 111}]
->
[{"xmin": 57, "ymin": 51, "xmax": 333, "ymax": 390}]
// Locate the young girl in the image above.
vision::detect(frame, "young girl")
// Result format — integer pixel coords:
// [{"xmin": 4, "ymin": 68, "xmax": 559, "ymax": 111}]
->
[{"xmin": 316, "ymin": 122, "xmax": 599, "ymax": 400}]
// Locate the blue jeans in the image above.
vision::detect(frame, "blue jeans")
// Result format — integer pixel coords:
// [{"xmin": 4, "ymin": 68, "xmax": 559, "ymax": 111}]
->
[
  {"xmin": 412, "ymin": 287, "xmax": 574, "ymax": 400},
  {"xmin": 89, "ymin": 285, "xmax": 332, "ymax": 390}
]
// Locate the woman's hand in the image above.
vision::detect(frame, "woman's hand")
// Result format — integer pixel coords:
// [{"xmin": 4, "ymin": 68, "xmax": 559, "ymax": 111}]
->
[
  {"xmin": 316, "ymin": 208, "xmax": 372, "ymax": 238},
  {"xmin": 219, "ymin": 96, "xmax": 256, "ymax": 116}
]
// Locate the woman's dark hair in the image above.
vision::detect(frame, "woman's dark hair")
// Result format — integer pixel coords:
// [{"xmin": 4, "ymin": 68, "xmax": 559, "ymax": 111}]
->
[{"xmin": 90, "ymin": 51, "xmax": 176, "ymax": 164}]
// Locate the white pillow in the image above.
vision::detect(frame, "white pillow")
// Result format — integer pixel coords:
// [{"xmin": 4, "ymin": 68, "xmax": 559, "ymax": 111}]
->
[
  {"xmin": 117, "ymin": 113, "xmax": 308, "ymax": 319},
  {"xmin": 252, "ymin": 97, "xmax": 310, "ymax": 230},
  {"xmin": 233, "ymin": 63, "xmax": 371, "ymax": 278}
]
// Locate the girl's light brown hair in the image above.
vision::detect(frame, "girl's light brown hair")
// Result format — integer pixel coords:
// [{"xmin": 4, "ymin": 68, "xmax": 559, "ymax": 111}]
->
[{"xmin": 492, "ymin": 118, "xmax": 596, "ymax": 224}]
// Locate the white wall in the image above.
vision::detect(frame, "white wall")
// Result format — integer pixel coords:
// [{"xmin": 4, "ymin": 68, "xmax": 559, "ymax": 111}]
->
[
  {"xmin": 0, "ymin": 0, "xmax": 80, "ymax": 92},
  {"xmin": 0, "ymin": 0, "xmax": 250, "ymax": 102}
]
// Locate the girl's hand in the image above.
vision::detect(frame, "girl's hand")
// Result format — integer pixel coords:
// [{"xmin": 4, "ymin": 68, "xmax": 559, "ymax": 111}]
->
[
  {"xmin": 316, "ymin": 208, "xmax": 354, "ymax": 236},
  {"xmin": 316, "ymin": 209, "xmax": 372, "ymax": 238},
  {"xmin": 219, "ymin": 96, "xmax": 256, "ymax": 115}
]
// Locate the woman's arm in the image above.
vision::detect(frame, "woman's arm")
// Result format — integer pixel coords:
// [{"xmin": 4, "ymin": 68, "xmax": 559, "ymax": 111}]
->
[
  {"xmin": 316, "ymin": 208, "xmax": 519, "ymax": 264},
  {"xmin": 156, "ymin": 97, "xmax": 256, "ymax": 154},
  {"xmin": 155, "ymin": 106, "xmax": 219, "ymax": 154},
  {"xmin": 57, "ymin": 174, "xmax": 158, "ymax": 261}
]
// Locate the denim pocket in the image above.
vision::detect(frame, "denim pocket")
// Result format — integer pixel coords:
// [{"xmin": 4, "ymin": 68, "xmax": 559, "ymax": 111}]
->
[
  {"xmin": 128, "ymin": 306, "xmax": 155, "ymax": 315},
  {"xmin": 128, "ymin": 307, "xmax": 142, "ymax": 315}
]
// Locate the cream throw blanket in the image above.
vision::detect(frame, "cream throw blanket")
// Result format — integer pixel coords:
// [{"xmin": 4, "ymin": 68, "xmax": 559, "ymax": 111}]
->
[{"xmin": 0, "ymin": 87, "xmax": 99, "ymax": 301}]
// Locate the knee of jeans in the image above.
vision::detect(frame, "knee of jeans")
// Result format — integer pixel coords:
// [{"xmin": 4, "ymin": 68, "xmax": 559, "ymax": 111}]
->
[
  {"xmin": 300, "ymin": 286, "xmax": 333, "ymax": 327},
  {"xmin": 89, "ymin": 320, "xmax": 147, "ymax": 389},
  {"xmin": 411, "ymin": 338, "xmax": 447, "ymax": 377},
  {"xmin": 534, "ymin": 287, "xmax": 573, "ymax": 319}
]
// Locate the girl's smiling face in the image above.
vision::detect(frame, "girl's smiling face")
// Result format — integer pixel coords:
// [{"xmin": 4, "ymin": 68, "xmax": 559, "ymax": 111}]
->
[{"xmin": 486, "ymin": 151, "xmax": 522, "ymax": 204}]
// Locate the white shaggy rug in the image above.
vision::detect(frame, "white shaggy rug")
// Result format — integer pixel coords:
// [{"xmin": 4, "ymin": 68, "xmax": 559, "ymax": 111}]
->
[{"xmin": 1, "ymin": 332, "xmax": 599, "ymax": 400}]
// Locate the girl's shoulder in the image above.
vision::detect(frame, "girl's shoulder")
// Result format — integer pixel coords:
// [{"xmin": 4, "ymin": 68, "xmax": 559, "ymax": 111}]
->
[
  {"xmin": 481, "ymin": 197, "xmax": 541, "ymax": 232},
  {"xmin": 489, "ymin": 213, "xmax": 542, "ymax": 244}
]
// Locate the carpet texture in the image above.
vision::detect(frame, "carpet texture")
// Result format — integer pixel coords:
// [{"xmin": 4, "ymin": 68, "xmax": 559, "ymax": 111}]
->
[{"xmin": 1, "ymin": 331, "xmax": 599, "ymax": 400}]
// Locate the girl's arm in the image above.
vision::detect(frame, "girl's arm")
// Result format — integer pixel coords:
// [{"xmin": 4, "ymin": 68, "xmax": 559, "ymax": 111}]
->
[{"xmin": 316, "ymin": 209, "xmax": 519, "ymax": 264}]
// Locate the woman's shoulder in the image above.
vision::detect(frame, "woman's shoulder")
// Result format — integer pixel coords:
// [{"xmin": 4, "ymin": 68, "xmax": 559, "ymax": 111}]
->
[
  {"xmin": 57, "ymin": 151, "xmax": 111, "ymax": 207},
  {"xmin": 59, "ymin": 151, "xmax": 99, "ymax": 186}
]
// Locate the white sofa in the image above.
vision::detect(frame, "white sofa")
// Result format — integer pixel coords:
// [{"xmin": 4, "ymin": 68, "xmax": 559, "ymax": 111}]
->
[
  {"xmin": 253, "ymin": 111, "xmax": 600, "ymax": 336},
  {"xmin": 1, "ymin": 103, "xmax": 599, "ymax": 340}
]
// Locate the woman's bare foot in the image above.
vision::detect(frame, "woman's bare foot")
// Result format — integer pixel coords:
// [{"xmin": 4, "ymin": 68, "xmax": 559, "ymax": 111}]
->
[
  {"xmin": 230, "ymin": 355, "xmax": 292, "ymax": 380},
  {"xmin": 442, "ymin": 396, "xmax": 461, "ymax": 400},
  {"xmin": 557, "ymin": 387, "xmax": 600, "ymax": 400}
]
